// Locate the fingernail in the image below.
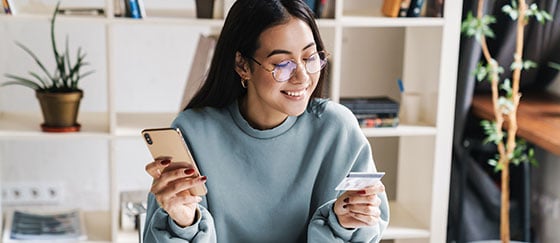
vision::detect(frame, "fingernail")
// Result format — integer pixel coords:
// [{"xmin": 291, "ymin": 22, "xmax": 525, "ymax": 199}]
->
[
  {"xmin": 200, "ymin": 176, "xmax": 207, "ymax": 182},
  {"xmin": 343, "ymin": 197, "xmax": 349, "ymax": 203},
  {"xmin": 358, "ymin": 190, "xmax": 366, "ymax": 195},
  {"xmin": 184, "ymin": 168, "xmax": 195, "ymax": 175},
  {"xmin": 160, "ymin": 160, "xmax": 171, "ymax": 165}
]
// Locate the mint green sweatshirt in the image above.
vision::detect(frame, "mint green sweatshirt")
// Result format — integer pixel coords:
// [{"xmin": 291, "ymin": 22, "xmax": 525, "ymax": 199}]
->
[{"xmin": 143, "ymin": 99, "xmax": 389, "ymax": 242}]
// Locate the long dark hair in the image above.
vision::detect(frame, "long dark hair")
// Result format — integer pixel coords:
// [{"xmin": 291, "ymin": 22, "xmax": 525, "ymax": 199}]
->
[{"xmin": 185, "ymin": 0, "xmax": 327, "ymax": 110}]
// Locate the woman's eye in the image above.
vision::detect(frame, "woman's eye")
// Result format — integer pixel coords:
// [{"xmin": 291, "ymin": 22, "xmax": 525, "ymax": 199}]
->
[
  {"xmin": 306, "ymin": 55, "xmax": 317, "ymax": 61},
  {"xmin": 275, "ymin": 60, "xmax": 292, "ymax": 68}
]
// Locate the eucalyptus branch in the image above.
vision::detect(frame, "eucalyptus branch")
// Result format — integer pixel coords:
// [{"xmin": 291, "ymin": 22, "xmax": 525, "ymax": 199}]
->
[{"xmin": 463, "ymin": 0, "xmax": 551, "ymax": 242}]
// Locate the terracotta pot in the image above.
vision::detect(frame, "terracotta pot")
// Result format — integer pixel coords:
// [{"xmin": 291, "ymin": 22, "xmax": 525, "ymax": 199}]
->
[
  {"xmin": 35, "ymin": 90, "xmax": 83, "ymax": 132},
  {"xmin": 195, "ymin": 0, "xmax": 215, "ymax": 19}
]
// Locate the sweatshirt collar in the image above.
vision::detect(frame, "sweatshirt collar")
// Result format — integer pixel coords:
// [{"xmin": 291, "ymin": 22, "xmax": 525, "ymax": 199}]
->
[{"xmin": 228, "ymin": 100, "xmax": 298, "ymax": 139}]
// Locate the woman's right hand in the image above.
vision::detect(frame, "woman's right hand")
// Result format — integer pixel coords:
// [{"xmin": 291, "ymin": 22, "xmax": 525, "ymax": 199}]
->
[{"xmin": 145, "ymin": 159, "xmax": 207, "ymax": 227}]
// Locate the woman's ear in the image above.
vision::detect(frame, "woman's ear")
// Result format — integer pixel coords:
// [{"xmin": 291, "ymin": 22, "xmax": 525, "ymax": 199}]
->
[{"xmin": 235, "ymin": 51, "xmax": 251, "ymax": 80}]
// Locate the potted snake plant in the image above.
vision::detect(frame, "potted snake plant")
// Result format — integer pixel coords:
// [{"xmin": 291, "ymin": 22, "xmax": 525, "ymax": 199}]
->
[{"xmin": 1, "ymin": 2, "xmax": 93, "ymax": 132}]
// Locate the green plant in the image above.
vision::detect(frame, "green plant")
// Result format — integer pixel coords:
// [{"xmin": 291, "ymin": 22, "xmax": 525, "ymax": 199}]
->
[
  {"xmin": 550, "ymin": 62, "xmax": 560, "ymax": 71},
  {"xmin": 2, "ymin": 2, "xmax": 93, "ymax": 92},
  {"xmin": 461, "ymin": 0, "xmax": 551, "ymax": 242}
]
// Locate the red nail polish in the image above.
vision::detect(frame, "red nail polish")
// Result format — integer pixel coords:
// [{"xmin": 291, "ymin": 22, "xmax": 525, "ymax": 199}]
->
[
  {"xmin": 200, "ymin": 176, "xmax": 207, "ymax": 181},
  {"xmin": 358, "ymin": 190, "xmax": 366, "ymax": 195},
  {"xmin": 184, "ymin": 168, "xmax": 195, "ymax": 175},
  {"xmin": 160, "ymin": 160, "xmax": 171, "ymax": 165}
]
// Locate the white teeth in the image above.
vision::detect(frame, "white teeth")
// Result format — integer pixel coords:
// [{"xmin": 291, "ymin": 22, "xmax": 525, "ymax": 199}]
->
[{"xmin": 286, "ymin": 90, "xmax": 305, "ymax": 97}]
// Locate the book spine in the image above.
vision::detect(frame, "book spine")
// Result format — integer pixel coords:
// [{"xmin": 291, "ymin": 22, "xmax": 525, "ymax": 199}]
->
[
  {"xmin": 2, "ymin": 0, "xmax": 10, "ymax": 14},
  {"xmin": 350, "ymin": 109, "xmax": 399, "ymax": 115},
  {"xmin": 314, "ymin": 0, "xmax": 326, "ymax": 18},
  {"xmin": 3, "ymin": 0, "xmax": 15, "ymax": 15},
  {"xmin": 320, "ymin": 0, "xmax": 335, "ymax": 18},
  {"xmin": 398, "ymin": 0, "xmax": 410, "ymax": 17},
  {"xmin": 114, "ymin": 0, "xmax": 123, "ymax": 17},
  {"xmin": 342, "ymin": 103, "xmax": 399, "ymax": 109},
  {"xmin": 406, "ymin": 0, "xmax": 425, "ymax": 17},
  {"xmin": 126, "ymin": 0, "xmax": 141, "ymax": 18},
  {"xmin": 304, "ymin": 0, "xmax": 316, "ymax": 17},
  {"xmin": 137, "ymin": 0, "xmax": 146, "ymax": 18},
  {"xmin": 358, "ymin": 117, "xmax": 399, "ymax": 128},
  {"xmin": 425, "ymin": 0, "xmax": 444, "ymax": 17},
  {"xmin": 381, "ymin": 0, "xmax": 401, "ymax": 17}
]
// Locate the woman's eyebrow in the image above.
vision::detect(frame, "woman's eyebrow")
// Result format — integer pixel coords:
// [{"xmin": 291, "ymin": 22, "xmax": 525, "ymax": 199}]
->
[{"xmin": 266, "ymin": 42, "xmax": 316, "ymax": 58}]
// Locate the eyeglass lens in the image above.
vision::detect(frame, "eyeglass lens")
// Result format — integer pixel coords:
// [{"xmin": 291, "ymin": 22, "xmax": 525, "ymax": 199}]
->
[{"xmin": 273, "ymin": 52, "xmax": 327, "ymax": 82}]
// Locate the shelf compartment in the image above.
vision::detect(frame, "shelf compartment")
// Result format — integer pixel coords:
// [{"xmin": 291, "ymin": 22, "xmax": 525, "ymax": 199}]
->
[
  {"xmin": 115, "ymin": 112, "xmax": 176, "ymax": 137},
  {"xmin": 0, "ymin": 112, "xmax": 109, "ymax": 138},
  {"xmin": 383, "ymin": 201, "xmax": 430, "ymax": 239}
]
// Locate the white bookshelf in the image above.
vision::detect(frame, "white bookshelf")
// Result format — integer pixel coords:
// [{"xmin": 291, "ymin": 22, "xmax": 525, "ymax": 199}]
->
[{"xmin": 0, "ymin": 0, "xmax": 462, "ymax": 242}]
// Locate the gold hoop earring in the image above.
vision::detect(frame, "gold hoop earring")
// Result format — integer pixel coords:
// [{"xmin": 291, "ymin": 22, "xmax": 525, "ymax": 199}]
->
[{"xmin": 241, "ymin": 79, "xmax": 248, "ymax": 89}]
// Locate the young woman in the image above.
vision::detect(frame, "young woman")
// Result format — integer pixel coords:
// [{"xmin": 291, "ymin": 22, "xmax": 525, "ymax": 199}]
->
[{"xmin": 143, "ymin": 0, "xmax": 389, "ymax": 242}]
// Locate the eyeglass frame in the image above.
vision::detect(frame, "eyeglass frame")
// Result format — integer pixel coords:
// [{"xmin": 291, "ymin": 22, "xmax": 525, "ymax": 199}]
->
[{"xmin": 248, "ymin": 50, "xmax": 329, "ymax": 82}]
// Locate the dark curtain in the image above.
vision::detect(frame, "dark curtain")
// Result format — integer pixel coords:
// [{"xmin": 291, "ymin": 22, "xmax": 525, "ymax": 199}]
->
[{"xmin": 447, "ymin": 0, "xmax": 560, "ymax": 242}]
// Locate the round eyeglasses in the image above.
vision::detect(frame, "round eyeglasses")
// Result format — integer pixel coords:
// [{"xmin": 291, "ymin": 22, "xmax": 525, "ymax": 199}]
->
[{"xmin": 249, "ymin": 51, "xmax": 329, "ymax": 82}]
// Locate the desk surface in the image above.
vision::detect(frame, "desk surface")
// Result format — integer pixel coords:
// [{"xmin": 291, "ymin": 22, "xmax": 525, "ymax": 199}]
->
[{"xmin": 471, "ymin": 92, "xmax": 560, "ymax": 156}]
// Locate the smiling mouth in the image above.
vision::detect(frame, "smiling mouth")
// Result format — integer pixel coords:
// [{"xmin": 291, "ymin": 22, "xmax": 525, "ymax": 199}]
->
[{"xmin": 283, "ymin": 89, "xmax": 307, "ymax": 97}]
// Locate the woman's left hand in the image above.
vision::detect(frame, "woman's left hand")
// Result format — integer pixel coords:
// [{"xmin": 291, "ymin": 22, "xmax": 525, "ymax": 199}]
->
[{"xmin": 333, "ymin": 182, "xmax": 385, "ymax": 229}]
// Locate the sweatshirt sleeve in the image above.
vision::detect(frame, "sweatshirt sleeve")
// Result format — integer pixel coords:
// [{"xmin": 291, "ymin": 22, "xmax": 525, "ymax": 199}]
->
[
  {"xmin": 308, "ymin": 102, "xmax": 390, "ymax": 242},
  {"xmin": 143, "ymin": 193, "xmax": 217, "ymax": 242},
  {"xmin": 308, "ymin": 192, "xmax": 389, "ymax": 242}
]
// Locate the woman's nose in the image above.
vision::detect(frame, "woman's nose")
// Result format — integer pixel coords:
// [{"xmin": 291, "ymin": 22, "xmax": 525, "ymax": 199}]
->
[{"xmin": 290, "ymin": 61, "xmax": 309, "ymax": 84}]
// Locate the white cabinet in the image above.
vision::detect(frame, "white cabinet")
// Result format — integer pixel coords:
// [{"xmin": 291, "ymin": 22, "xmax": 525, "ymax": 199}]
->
[{"xmin": 0, "ymin": 1, "xmax": 462, "ymax": 242}]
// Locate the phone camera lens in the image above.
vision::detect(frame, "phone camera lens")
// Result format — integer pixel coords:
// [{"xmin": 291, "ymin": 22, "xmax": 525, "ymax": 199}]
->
[{"xmin": 144, "ymin": 133, "xmax": 153, "ymax": 145}]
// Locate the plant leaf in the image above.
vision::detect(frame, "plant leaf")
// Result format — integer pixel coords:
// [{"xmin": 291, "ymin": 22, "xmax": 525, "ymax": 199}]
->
[
  {"xmin": 14, "ymin": 42, "xmax": 56, "ymax": 85},
  {"xmin": 2, "ymin": 74, "xmax": 42, "ymax": 90},
  {"xmin": 28, "ymin": 71, "xmax": 49, "ymax": 89},
  {"xmin": 501, "ymin": 79, "xmax": 513, "ymax": 98},
  {"xmin": 502, "ymin": 4, "xmax": 518, "ymax": 20},
  {"xmin": 51, "ymin": 2, "xmax": 62, "ymax": 72},
  {"xmin": 549, "ymin": 62, "xmax": 560, "ymax": 71},
  {"xmin": 461, "ymin": 12, "xmax": 496, "ymax": 41},
  {"xmin": 499, "ymin": 96, "xmax": 514, "ymax": 115}
]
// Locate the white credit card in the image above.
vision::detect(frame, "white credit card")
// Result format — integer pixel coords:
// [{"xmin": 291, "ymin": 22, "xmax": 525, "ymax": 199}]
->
[{"xmin": 335, "ymin": 172, "xmax": 385, "ymax": 191}]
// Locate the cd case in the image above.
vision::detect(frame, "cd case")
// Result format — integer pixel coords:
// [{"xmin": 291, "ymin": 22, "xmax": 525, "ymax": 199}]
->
[{"xmin": 3, "ymin": 209, "xmax": 87, "ymax": 242}]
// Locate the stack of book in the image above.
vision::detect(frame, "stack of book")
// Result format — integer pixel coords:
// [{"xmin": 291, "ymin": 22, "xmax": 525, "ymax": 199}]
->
[
  {"xmin": 340, "ymin": 97, "xmax": 399, "ymax": 128},
  {"xmin": 381, "ymin": 0, "xmax": 444, "ymax": 18},
  {"xmin": 3, "ymin": 209, "xmax": 87, "ymax": 242}
]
